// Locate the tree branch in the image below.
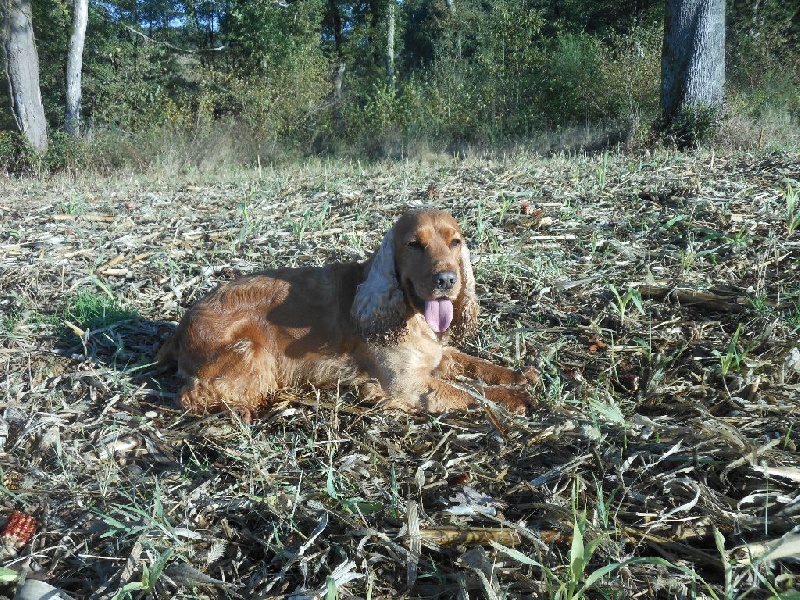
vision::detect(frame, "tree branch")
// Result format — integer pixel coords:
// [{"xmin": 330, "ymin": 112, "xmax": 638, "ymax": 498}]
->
[{"xmin": 115, "ymin": 20, "xmax": 227, "ymax": 54}]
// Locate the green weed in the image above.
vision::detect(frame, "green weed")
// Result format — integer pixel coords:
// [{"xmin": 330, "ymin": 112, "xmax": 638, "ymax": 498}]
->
[
  {"xmin": 292, "ymin": 213, "xmax": 312, "ymax": 242},
  {"xmin": 490, "ymin": 519, "xmax": 719, "ymax": 599},
  {"xmin": 63, "ymin": 290, "xmax": 134, "ymax": 334},
  {"xmin": 60, "ymin": 280, "xmax": 137, "ymax": 352},
  {"xmin": 696, "ymin": 225, "xmax": 752, "ymax": 251},
  {"xmin": 99, "ymin": 484, "xmax": 177, "ymax": 599},
  {"xmin": 679, "ymin": 248, "xmax": 695, "ymax": 271},
  {"xmin": 0, "ymin": 302, "xmax": 25, "ymax": 336},
  {"xmin": 313, "ymin": 199, "xmax": 332, "ymax": 232},
  {"xmin": 783, "ymin": 181, "xmax": 800, "ymax": 235},
  {"xmin": 0, "ymin": 567, "xmax": 18, "ymax": 584},
  {"xmin": 60, "ymin": 195, "xmax": 89, "ymax": 215},
  {"xmin": 608, "ymin": 284, "xmax": 644, "ymax": 326},
  {"xmin": 596, "ymin": 152, "xmax": 610, "ymax": 192},
  {"xmin": 714, "ymin": 324, "xmax": 758, "ymax": 376},
  {"xmin": 111, "ymin": 550, "xmax": 173, "ymax": 600},
  {"xmin": 233, "ymin": 200, "xmax": 254, "ymax": 251},
  {"xmin": 749, "ymin": 295, "xmax": 775, "ymax": 318},
  {"xmin": 498, "ymin": 193, "xmax": 513, "ymax": 225},
  {"xmin": 474, "ymin": 200, "xmax": 490, "ymax": 246},
  {"xmin": 785, "ymin": 299, "xmax": 800, "ymax": 332}
]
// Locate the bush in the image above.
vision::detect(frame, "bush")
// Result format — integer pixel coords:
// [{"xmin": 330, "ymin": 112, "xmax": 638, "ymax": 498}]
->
[
  {"xmin": 657, "ymin": 103, "xmax": 725, "ymax": 149},
  {"xmin": 0, "ymin": 130, "xmax": 83, "ymax": 176},
  {"xmin": 0, "ymin": 131, "xmax": 34, "ymax": 174}
]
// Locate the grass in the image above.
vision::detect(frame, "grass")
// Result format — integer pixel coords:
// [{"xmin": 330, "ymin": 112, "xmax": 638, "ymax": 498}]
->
[
  {"xmin": 784, "ymin": 181, "xmax": 800, "ymax": 235},
  {"xmin": 61, "ymin": 287, "xmax": 136, "ymax": 343},
  {"xmin": 0, "ymin": 148, "xmax": 798, "ymax": 599},
  {"xmin": 715, "ymin": 323, "xmax": 758, "ymax": 377},
  {"xmin": 607, "ymin": 284, "xmax": 644, "ymax": 327}
]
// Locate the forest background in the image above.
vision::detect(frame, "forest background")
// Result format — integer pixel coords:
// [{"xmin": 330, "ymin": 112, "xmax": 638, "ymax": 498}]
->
[{"xmin": 1, "ymin": 0, "xmax": 799, "ymax": 173}]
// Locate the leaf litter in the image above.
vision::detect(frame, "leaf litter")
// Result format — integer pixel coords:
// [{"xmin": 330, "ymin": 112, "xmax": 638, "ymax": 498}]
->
[{"xmin": 0, "ymin": 149, "xmax": 799, "ymax": 598}]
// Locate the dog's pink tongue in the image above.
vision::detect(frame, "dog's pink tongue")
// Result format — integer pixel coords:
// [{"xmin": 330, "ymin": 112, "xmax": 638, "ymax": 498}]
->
[{"xmin": 424, "ymin": 299, "xmax": 454, "ymax": 333}]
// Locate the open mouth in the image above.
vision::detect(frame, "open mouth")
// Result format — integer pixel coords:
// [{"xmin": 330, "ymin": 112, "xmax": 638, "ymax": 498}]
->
[{"xmin": 406, "ymin": 281, "xmax": 454, "ymax": 333}]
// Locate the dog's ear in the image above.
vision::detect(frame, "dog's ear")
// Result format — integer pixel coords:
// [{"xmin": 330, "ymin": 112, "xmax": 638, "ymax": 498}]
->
[
  {"xmin": 351, "ymin": 227, "xmax": 406, "ymax": 338},
  {"xmin": 451, "ymin": 242, "xmax": 479, "ymax": 341}
]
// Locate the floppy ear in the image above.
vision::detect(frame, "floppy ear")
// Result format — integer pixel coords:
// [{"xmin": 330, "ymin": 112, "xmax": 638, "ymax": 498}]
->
[
  {"xmin": 351, "ymin": 227, "xmax": 407, "ymax": 338},
  {"xmin": 451, "ymin": 242, "xmax": 479, "ymax": 342}
]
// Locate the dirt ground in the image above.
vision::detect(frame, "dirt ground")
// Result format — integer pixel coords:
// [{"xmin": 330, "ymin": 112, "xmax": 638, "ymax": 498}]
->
[{"xmin": 1, "ymin": 149, "xmax": 799, "ymax": 599}]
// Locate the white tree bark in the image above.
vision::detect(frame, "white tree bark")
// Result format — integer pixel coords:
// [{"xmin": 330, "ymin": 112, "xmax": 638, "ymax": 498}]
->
[
  {"xmin": 65, "ymin": 0, "xmax": 88, "ymax": 137},
  {"xmin": 333, "ymin": 62, "xmax": 345, "ymax": 135},
  {"xmin": 661, "ymin": 0, "xmax": 726, "ymax": 139},
  {"xmin": 2, "ymin": 0, "xmax": 47, "ymax": 152},
  {"xmin": 386, "ymin": 0, "xmax": 395, "ymax": 89}
]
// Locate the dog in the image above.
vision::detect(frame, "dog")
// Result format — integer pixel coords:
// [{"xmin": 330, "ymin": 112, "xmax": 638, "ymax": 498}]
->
[{"xmin": 158, "ymin": 209, "xmax": 537, "ymax": 416}]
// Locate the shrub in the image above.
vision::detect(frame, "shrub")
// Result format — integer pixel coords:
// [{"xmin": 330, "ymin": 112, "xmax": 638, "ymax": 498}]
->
[
  {"xmin": 0, "ymin": 131, "xmax": 34, "ymax": 174},
  {"xmin": 657, "ymin": 103, "xmax": 725, "ymax": 149}
]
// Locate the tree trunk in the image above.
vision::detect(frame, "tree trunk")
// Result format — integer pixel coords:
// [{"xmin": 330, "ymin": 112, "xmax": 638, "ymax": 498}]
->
[
  {"xmin": 65, "ymin": 0, "xmax": 88, "ymax": 137},
  {"xmin": 386, "ymin": 1, "xmax": 395, "ymax": 89},
  {"xmin": 333, "ymin": 62, "xmax": 346, "ymax": 135},
  {"xmin": 2, "ymin": 0, "xmax": 47, "ymax": 152},
  {"xmin": 660, "ymin": 0, "xmax": 726, "ymax": 147}
]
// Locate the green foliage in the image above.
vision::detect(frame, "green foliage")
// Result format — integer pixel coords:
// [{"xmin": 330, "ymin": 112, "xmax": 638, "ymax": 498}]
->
[
  {"xmin": 42, "ymin": 131, "xmax": 79, "ymax": 172},
  {"xmin": 658, "ymin": 102, "xmax": 725, "ymax": 149},
  {"xmin": 489, "ymin": 516, "xmax": 721, "ymax": 599},
  {"xmin": 215, "ymin": 0, "xmax": 330, "ymax": 148},
  {"xmin": 784, "ymin": 182, "xmax": 800, "ymax": 235},
  {"xmin": 0, "ymin": 130, "xmax": 77, "ymax": 174},
  {"xmin": 2, "ymin": 0, "xmax": 796, "ymax": 166},
  {"xmin": 83, "ymin": 41, "xmax": 186, "ymax": 131},
  {"xmin": 62, "ymin": 286, "xmax": 135, "ymax": 336},
  {"xmin": 714, "ymin": 324, "xmax": 757, "ymax": 377},
  {"xmin": 0, "ymin": 567, "xmax": 18, "ymax": 584},
  {"xmin": 110, "ymin": 550, "xmax": 174, "ymax": 600},
  {"xmin": 31, "ymin": 0, "xmax": 71, "ymax": 125},
  {"xmin": 417, "ymin": 0, "xmax": 548, "ymax": 140},
  {"xmin": 0, "ymin": 131, "xmax": 34, "ymax": 174},
  {"xmin": 543, "ymin": 33, "xmax": 610, "ymax": 125},
  {"xmin": 727, "ymin": 0, "xmax": 800, "ymax": 117},
  {"xmin": 608, "ymin": 284, "xmax": 644, "ymax": 326}
]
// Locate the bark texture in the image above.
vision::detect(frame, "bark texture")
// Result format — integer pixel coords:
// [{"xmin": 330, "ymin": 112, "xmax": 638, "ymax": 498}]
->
[
  {"xmin": 661, "ymin": 0, "xmax": 726, "ymax": 144},
  {"xmin": 386, "ymin": 1, "xmax": 395, "ymax": 89},
  {"xmin": 2, "ymin": 0, "xmax": 47, "ymax": 152},
  {"xmin": 66, "ymin": 0, "xmax": 89, "ymax": 137}
]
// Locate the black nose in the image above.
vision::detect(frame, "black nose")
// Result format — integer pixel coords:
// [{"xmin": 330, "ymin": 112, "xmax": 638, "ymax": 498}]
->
[{"xmin": 433, "ymin": 271, "xmax": 458, "ymax": 291}]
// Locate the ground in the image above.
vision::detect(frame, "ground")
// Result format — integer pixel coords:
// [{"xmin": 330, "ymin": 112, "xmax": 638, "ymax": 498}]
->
[{"xmin": 1, "ymin": 149, "xmax": 799, "ymax": 599}]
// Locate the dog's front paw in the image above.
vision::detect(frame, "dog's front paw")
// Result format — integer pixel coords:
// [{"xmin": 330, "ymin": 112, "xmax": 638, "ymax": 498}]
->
[
  {"xmin": 523, "ymin": 366, "xmax": 540, "ymax": 385},
  {"xmin": 484, "ymin": 386, "xmax": 529, "ymax": 414},
  {"xmin": 511, "ymin": 366, "xmax": 540, "ymax": 386}
]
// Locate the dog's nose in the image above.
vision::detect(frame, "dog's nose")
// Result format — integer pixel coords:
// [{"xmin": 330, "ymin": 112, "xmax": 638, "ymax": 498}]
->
[{"xmin": 433, "ymin": 271, "xmax": 458, "ymax": 291}]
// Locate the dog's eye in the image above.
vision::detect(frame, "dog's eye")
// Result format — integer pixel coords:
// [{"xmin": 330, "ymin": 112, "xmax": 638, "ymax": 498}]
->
[
  {"xmin": 449, "ymin": 239, "xmax": 462, "ymax": 248},
  {"xmin": 408, "ymin": 240, "xmax": 424, "ymax": 250}
]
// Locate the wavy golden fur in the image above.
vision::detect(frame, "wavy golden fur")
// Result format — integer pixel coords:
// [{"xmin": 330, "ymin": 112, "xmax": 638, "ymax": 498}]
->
[{"xmin": 158, "ymin": 210, "xmax": 537, "ymax": 416}]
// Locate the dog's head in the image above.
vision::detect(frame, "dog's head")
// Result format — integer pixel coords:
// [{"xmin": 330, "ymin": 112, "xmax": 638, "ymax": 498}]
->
[{"xmin": 352, "ymin": 210, "xmax": 478, "ymax": 341}]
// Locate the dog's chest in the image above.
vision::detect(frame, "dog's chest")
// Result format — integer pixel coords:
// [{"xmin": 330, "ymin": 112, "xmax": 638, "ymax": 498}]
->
[{"xmin": 407, "ymin": 314, "xmax": 445, "ymax": 365}]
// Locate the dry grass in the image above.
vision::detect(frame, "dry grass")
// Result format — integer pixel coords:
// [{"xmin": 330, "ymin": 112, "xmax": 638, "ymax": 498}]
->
[{"xmin": 1, "ymin": 149, "xmax": 799, "ymax": 599}]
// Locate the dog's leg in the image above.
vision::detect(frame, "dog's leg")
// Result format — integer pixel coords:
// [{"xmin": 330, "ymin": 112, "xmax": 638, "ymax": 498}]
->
[
  {"xmin": 436, "ymin": 348, "xmax": 539, "ymax": 386},
  {"xmin": 422, "ymin": 379, "xmax": 528, "ymax": 414},
  {"xmin": 380, "ymin": 379, "xmax": 527, "ymax": 414},
  {"xmin": 179, "ymin": 340, "xmax": 279, "ymax": 415}
]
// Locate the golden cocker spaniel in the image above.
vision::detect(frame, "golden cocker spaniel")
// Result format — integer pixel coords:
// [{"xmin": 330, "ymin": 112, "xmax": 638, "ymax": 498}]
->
[{"xmin": 158, "ymin": 210, "xmax": 537, "ymax": 416}]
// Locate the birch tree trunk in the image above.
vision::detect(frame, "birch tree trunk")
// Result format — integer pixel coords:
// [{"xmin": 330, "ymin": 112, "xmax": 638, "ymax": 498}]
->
[
  {"xmin": 660, "ymin": 0, "xmax": 726, "ymax": 147},
  {"xmin": 333, "ymin": 62, "xmax": 346, "ymax": 135},
  {"xmin": 2, "ymin": 0, "xmax": 47, "ymax": 152},
  {"xmin": 386, "ymin": 0, "xmax": 395, "ymax": 89},
  {"xmin": 65, "ymin": 0, "xmax": 88, "ymax": 137}
]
